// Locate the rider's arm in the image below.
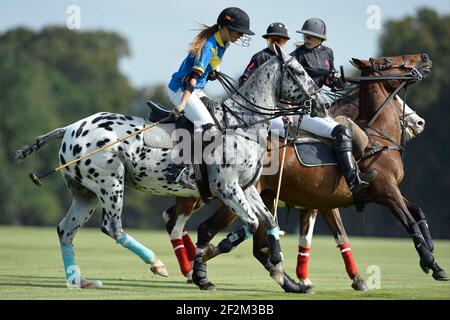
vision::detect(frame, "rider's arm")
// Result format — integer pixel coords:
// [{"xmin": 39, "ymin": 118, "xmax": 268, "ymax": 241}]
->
[{"xmin": 177, "ymin": 42, "xmax": 214, "ymax": 112}]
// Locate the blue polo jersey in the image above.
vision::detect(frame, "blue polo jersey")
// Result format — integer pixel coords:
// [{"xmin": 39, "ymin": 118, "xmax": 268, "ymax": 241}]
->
[{"xmin": 168, "ymin": 31, "xmax": 228, "ymax": 91}]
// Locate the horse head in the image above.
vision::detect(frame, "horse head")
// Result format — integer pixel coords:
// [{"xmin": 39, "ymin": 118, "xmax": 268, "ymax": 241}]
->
[
  {"xmin": 272, "ymin": 43, "xmax": 322, "ymax": 106},
  {"xmin": 351, "ymin": 53, "xmax": 432, "ymax": 91},
  {"xmin": 231, "ymin": 43, "xmax": 327, "ymax": 130}
]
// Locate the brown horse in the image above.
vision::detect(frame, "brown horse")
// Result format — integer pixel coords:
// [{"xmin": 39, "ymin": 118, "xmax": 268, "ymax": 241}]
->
[
  {"xmin": 163, "ymin": 82, "xmax": 427, "ymax": 292},
  {"xmin": 163, "ymin": 54, "xmax": 448, "ymax": 292},
  {"xmin": 192, "ymin": 53, "xmax": 448, "ymax": 287}
]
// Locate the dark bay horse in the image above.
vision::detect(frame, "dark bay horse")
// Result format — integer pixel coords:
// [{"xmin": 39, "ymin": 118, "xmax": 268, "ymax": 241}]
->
[
  {"xmin": 164, "ymin": 53, "xmax": 448, "ymax": 292},
  {"xmin": 163, "ymin": 87, "xmax": 426, "ymax": 292},
  {"xmin": 198, "ymin": 53, "xmax": 448, "ymax": 284}
]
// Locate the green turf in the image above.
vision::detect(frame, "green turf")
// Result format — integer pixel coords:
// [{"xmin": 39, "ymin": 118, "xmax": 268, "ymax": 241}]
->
[{"xmin": 0, "ymin": 226, "xmax": 448, "ymax": 300}]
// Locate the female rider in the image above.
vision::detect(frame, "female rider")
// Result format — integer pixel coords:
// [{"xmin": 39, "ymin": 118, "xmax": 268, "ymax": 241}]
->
[{"xmin": 166, "ymin": 7, "xmax": 255, "ymax": 188}]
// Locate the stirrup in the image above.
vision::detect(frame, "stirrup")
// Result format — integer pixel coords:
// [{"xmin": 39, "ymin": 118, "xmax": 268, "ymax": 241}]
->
[
  {"xmin": 167, "ymin": 166, "xmax": 196, "ymax": 190},
  {"xmin": 176, "ymin": 168, "xmax": 196, "ymax": 190},
  {"xmin": 350, "ymin": 171, "xmax": 375, "ymax": 194}
]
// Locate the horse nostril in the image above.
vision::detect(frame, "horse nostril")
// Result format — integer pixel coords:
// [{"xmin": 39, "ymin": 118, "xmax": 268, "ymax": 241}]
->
[{"xmin": 417, "ymin": 121, "xmax": 424, "ymax": 127}]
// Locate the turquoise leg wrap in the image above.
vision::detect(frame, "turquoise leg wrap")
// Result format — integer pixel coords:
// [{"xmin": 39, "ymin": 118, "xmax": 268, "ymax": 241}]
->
[
  {"xmin": 267, "ymin": 226, "xmax": 280, "ymax": 240},
  {"xmin": 243, "ymin": 225, "xmax": 252, "ymax": 239},
  {"xmin": 61, "ymin": 244, "xmax": 79, "ymax": 283},
  {"xmin": 117, "ymin": 234, "xmax": 155, "ymax": 264}
]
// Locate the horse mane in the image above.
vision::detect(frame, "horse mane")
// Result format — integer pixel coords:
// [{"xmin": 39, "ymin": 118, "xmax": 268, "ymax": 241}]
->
[{"xmin": 327, "ymin": 85, "xmax": 360, "ymax": 120}]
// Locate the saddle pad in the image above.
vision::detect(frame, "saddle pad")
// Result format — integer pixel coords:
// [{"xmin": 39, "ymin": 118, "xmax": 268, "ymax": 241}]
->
[
  {"xmin": 142, "ymin": 123, "xmax": 174, "ymax": 149},
  {"xmin": 294, "ymin": 142, "xmax": 337, "ymax": 167}
]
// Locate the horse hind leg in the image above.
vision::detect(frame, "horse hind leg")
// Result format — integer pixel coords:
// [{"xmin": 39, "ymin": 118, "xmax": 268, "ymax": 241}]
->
[
  {"xmin": 163, "ymin": 197, "xmax": 202, "ymax": 282},
  {"xmin": 58, "ymin": 177, "xmax": 102, "ymax": 289},
  {"xmin": 97, "ymin": 173, "xmax": 168, "ymax": 278}
]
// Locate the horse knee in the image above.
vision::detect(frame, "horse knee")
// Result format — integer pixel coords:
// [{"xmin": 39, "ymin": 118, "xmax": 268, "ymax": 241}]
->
[{"xmin": 247, "ymin": 219, "xmax": 259, "ymax": 235}]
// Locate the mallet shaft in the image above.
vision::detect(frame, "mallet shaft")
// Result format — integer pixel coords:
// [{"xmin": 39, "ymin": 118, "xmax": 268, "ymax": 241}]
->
[{"xmin": 29, "ymin": 116, "xmax": 171, "ymax": 185}]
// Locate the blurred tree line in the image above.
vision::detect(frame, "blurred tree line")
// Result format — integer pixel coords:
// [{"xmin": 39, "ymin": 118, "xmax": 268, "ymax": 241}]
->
[{"xmin": 0, "ymin": 8, "xmax": 448, "ymax": 238}]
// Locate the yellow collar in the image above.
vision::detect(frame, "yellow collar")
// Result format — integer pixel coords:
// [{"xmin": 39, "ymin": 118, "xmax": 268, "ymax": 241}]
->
[{"xmin": 214, "ymin": 31, "xmax": 225, "ymax": 47}]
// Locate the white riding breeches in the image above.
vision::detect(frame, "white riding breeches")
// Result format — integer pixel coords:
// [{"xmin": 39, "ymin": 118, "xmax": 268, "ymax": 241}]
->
[
  {"xmin": 167, "ymin": 87, "xmax": 215, "ymax": 130},
  {"xmin": 271, "ymin": 114, "xmax": 340, "ymax": 139}
]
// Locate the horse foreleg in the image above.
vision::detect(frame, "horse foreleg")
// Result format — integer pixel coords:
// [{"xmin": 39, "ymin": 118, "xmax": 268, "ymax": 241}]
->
[
  {"xmin": 403, "ymin": 197, "xmax": 434, "ymax": 252},
  {"xmin": 297, "ymin": 209, "xmax": 317, "ymax": 286},
  {"xmin": 402, "ymin": 197, "xmax": 448, "ymax": 281},
  {"xmin": 376, "ymin": 184, "xmax": 448, "ymax": 281},
  {"xmin": 320, "ymin": 208, "xmax": 368, "ymax": 291},
  {"xmin": 163, "ymin": 197, "xmax": 201, "ymax": 281},
  {"xmin": 200, "ymin": 203, "xmax": 238, "ymax": 262},
  {"xmin": 193, "ymin": 182, "xmax": 259, "ymax": 291}
]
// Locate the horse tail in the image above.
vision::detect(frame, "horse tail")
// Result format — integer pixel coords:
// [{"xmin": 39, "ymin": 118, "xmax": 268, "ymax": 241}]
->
[{"xmin": 15, "ymin": 127, "xmax": 67, "ymax": 161}]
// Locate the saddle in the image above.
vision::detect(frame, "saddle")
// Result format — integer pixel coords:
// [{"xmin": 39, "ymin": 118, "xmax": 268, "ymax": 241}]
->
[
  {"xmin": 145, "ymin": 100, "xmax": 212, "ymax": 201},
  {"xmin": 287, "ymin": 116, "xmax": 369, "ymax": 167}
]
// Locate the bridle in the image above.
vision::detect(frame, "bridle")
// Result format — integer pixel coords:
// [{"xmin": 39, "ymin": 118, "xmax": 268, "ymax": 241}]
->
[
  {"xmin": 213, "ymin": 57, "xmax": 314, "ymax": 131},
  {"xmin": 345, "ymin": 54, "xmax": 430, "ymax": 160}
]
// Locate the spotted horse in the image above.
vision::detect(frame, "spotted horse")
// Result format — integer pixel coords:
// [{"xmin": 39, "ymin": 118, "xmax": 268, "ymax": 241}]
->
[{"xmin": 16, "ymin": 43, "xmax": 325, "ymax": 292}]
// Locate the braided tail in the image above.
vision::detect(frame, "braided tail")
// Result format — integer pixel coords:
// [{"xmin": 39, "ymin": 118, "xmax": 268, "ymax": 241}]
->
[{"xmin": 15, "ymin": 127, "xmax": 66, "ymax": 161}]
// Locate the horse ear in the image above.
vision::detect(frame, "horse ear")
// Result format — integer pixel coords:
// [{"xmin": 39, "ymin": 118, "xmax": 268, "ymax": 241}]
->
[
  {"xmin": 274, "ymin": 42, "xmax": 288, "ymax": 62},
  {"xmin": 350, "ymin": 58, "xmax": 369, "ymax": 69}
]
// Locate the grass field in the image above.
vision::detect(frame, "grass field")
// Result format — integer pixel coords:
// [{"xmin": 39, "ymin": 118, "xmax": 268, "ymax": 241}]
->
[{"xmin": 0, "ymin": 226, "xmax": 449, "ymax": 300}]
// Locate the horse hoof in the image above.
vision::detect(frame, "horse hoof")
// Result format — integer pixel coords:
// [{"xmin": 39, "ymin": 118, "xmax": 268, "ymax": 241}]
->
[
  {"xmin": 80, "ymin": 278, "xmax": 103, "ymax": 289},
  {"xmin": 432, "ymin": 269, "xmax": 449, "ymax": 281},
  {"xmin": 303, "ymin": 285, "xmax": 315, "ymax": 294},
  {"xmin": 351, "ymin": 279, "xmax": 368, "ymax": 292},
  {"xmin": 199, "ymin": 282, "xmax": 216, "ymax": 291},
  {"xmin": 202, "ymin": 243, "xmax": 221, "ymax": 262},
  {"xmin": 186, "ymin": 271, "xmax": 193, "ymax": 284},
  {"xmin": 269, "ymin": 263, "xmax": 285, "ymax": 286},
  {"xmin": 298, "ymin": 278, "xmax": 314, "ymax": 288},
  {"xmin": 150, "ymin": 259, "xmax": 169, "ymax": 277}
]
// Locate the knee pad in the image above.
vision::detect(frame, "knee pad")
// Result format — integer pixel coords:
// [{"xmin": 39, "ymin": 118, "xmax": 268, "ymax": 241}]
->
[{"xmin": 331, "ymin": 124, "xmax": 353, "ymax": 152}]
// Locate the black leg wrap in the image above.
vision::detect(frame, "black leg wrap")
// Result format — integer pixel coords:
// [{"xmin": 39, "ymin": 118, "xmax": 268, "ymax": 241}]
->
[
  {"xmin": 410, "ymin": 226, "xmax": 435, "ymax": 273},
  {"xmin": 218, "ymin": 228, "xmax": 248, "ymax": 253},
  {"xmin": 417, "ymin": 219, "xmax": 434, "ymax": 253},
  {"xmin": 192, "ymin": 253, "xmax": 216, "ymax": 290},
  {"xmin": 267, "ymin": 235, "xmax": 283, "ymax": 265},
  {"xmin": 281, "ymin": 271, "xmax": 311, "ymax": 293}
]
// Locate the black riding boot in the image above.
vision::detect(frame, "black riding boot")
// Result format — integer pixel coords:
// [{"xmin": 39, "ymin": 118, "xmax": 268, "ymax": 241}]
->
[
  {"xmin": 331, "ymin": 125, "xmax": 375, "ymax": 195},
  {"xmin": 166, "ymin": 123, "xmax": 216, "ymax": 190}
]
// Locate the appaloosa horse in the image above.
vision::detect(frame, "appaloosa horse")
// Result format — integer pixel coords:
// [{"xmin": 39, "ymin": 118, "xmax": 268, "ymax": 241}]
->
[
  {"xmin": 162, "ymin": 83, "xmax": 428, "ymax": 291},
  {"xmin": 15, "ymin": 43, "xmax": 322, "ymax": 292},
  {"xmin": 199, "ymin": 53, "xmax": 448, "ymax": 284}
]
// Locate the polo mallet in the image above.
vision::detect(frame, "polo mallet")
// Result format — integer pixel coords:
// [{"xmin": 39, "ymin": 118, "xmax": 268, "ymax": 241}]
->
[
  {"xmin": 29, "ymin": 115, "xmax": 173, "ymax": 186},
  {"xmin": 273, "ymin": 123, "xmax": 290, "ymax": 237}
]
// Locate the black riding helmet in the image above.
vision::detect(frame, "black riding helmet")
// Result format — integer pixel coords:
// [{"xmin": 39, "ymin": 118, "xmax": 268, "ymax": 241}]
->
[
  {"xmin": 296, "ymin": 18, "xmax": 327, "ymax": 40},
  {"xmin": 262, "ymin": 22, "xmax": 290, "ymax": 40},
  {"xmin": 217, "ymin": 7, "xmax": 255, "ymax": 35}
]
